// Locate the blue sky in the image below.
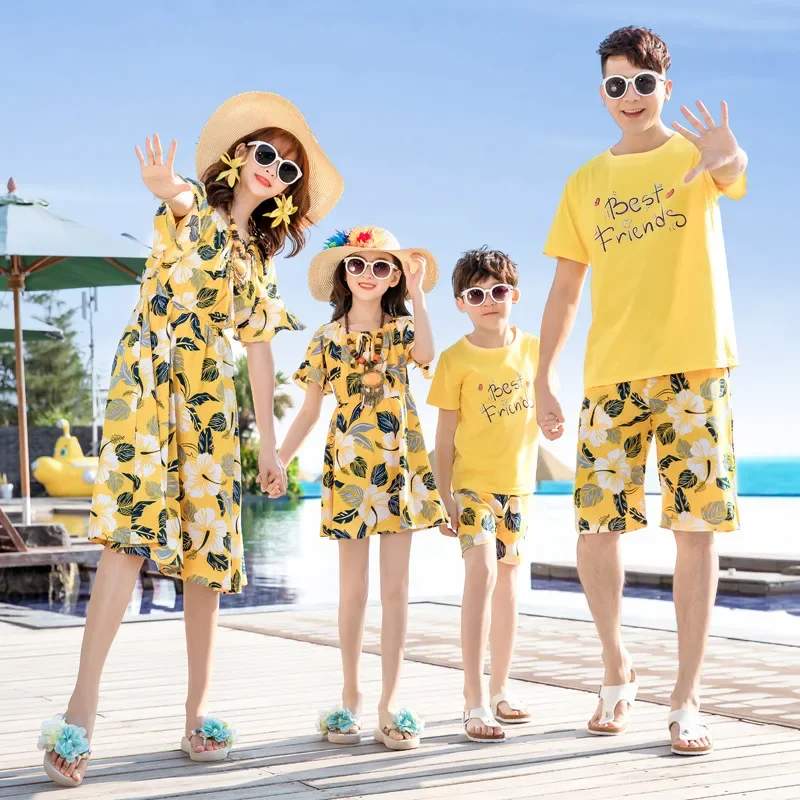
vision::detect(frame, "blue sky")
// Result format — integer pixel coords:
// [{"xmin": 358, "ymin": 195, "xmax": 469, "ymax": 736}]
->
[{"xmin": 1, "ymin": 0, "xmax": 797, "ymax": 471}]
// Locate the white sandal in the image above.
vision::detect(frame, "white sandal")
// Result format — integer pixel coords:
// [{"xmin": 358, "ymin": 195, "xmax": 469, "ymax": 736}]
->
[
  {"xmin": 668, "ymin": 709, "xmax": 713, "ymax": 756},
  {"xmin": 463, "ymin": 707, "xmax": 506, "ymax": 743},
  {"xmin": 490, "ymin": 691, "xmax": 532, "ymax": 725},
  {"xmin": 319, "ymin": 704, "xmax": 362, "ymax": 745},
  {"xmin": 37, "ymin": 714, "xmax": 91, "ymax": 788},
  {"xmin": 588, "ymin": 668, "xmax": 638, "ymax": 736},
  {"xmin": 373, "ymin": 708, "xmax": 424, "ymax": 751},
  {"xmin": 180, "ymin": 716, "xmax": 236, "ymax": 762}
]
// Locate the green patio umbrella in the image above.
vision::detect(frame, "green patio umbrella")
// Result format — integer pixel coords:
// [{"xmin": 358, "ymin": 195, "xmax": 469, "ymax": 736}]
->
[
  {"xmin": 0, "ymin": 308, "xmax": 63, "ymax": 342},
  {"xmin": 0, "ymin": 178, "xmax": 149, "ymax": 522}
]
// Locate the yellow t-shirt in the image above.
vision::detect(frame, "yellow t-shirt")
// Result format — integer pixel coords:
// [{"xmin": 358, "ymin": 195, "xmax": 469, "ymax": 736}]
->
[
  {"xmin": 427, "ymin": 329, "xmax": 540, "ymax": 495},
  {"xmin": 544, "ymin": 134, "xmax": 746, "ymax": 389}
]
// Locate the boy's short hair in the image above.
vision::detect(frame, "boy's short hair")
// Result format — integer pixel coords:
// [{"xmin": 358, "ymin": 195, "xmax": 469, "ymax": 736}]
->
[
  {"xmin": 452, "ymin": 247, "xmax": 518, "ymax": 298},
  {"xmin": 598, "ymin": 27, "xmax": 671, "ymax": 75}
]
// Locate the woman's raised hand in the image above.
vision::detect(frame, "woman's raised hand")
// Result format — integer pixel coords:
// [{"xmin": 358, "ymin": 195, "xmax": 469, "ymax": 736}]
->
[{"xmin": 135, "ymin": 134, "xmax": 192, "ymax": 201}]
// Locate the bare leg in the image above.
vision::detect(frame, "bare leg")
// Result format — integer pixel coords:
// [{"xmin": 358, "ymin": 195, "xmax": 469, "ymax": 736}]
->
[
  {"xmin": 461, "ymin": 544, "xmax": 502, "ymax": 738},
  {"xmin": 378, "ymin": 531, "xmax": 414, "ymax": 741},
  {"xmin": 53, "ymin": 547, "xmax": 143, "ymax": 782},
  {"xmin": 338, "ymin": 538, "xmax": 370, "ymax": 730},
  {"xmin": 576, "ymin": 533, "xmax": 633, "ymax": 731},
  {"xmin": 670, "ymin": 530, "xmax": 717, "ymax": 750},
  {"xmin": 183, "ymin": 582, "xmax": 224, "ymax": 752},
  {"xmin": 489, "ymin": 562, "xmax": 524, "ymax": 720}
]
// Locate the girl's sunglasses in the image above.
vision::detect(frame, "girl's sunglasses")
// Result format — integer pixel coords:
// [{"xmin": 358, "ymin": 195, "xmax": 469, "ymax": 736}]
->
[
  {"xmin": 461, "ymin": 283, "xmax": 513, "ymax": 307},
  {"xmin": 246, "ymin": 141, "xmax": 303, "ymax": 185},
  {"xmin": 343, "ymin": 256, "xmax": 398, "ymax": 280},
  {"xmin": 602, "ymin": 71, "xmax": 665, "ymax": 100}
]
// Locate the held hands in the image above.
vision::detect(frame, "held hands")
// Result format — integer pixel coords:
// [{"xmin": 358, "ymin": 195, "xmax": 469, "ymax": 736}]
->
[
  {"xmin": 135, "ymin": 133, "xmax": 192, "ymax": 201},
  {"xmin": 257, "ymin": 448, "xmax": 287, "ymax": 499},
  {"xmin": 439, "ymin": 494, "xmax": 459, "ymax": 538},
  {"xmin": 403, "ymin": 252, "xmax": 427, "ymax": 299},
  {"xmin": 672, "ymin": 101, "xmax": 739, "ymax": 184},
  {"xmin": 535, "ymin": 380, "xmax": 565, "ymax": 441}
]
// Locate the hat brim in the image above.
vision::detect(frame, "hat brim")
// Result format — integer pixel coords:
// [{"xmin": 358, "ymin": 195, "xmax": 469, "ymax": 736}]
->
[
  {"xmin": 308, "ymin": 246, "xmax": 439, "ymax": 303},
  {"xmin": 195, "ymin": 92, "xmax": 344, "ymax": 225}
]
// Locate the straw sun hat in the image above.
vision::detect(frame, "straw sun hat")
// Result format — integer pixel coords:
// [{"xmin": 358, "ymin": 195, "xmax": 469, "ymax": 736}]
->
[
  {"xmin": 195, "ymin": 91, "xmax": 344, "ymax": 224},
  {"xmin": 308, "ymin": 226, "xmax": 438, "ymax": 302}
]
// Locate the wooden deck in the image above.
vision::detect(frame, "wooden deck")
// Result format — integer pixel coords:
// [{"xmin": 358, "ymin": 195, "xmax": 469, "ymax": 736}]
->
[{"xmin": 2, "ymin": 611, "xmax": 800, "ymax": 799}]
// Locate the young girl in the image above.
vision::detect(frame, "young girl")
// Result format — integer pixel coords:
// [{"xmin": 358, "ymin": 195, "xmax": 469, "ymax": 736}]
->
[
  {"xmin": 274, "ymin": 225, "xmax": 447, "ymax": 750},
  {"xmin": 37, "ymin": 92, "xmax": 343, "ymax": 787}
]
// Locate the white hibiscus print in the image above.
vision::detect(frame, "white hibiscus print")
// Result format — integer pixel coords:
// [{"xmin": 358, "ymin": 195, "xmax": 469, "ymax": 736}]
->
[
  {"xmin": 165, "ymin": 517, "xmax": 182, "ymax": 552},
  {"xmin": 170, "ymin": 250, "xmax": 200, "ymax": 285},
  {"xmin": 675, "ymin": 511, "xmax": 708, "ymax": 531},
  {"xmin": 139, "ymin": 356, "xmax": 155, "ymax": 395},
  {"xmin": 381, "ymin": 431, "xmax": 400, "ymax": 467},
  {"xmin": 322, "ymin": 322, "xmax": 347, "ymax": 346},
  {"xmin": 408, "ymin": 472, "xmax": 430, "ymax": 516},
  {"xmin": 187, "ymin": 507, "xmax": 227, "ymax": 552},
  {"xmin": 667, "ymin": 390, "xmax": 707, "ymax": 434},
  {"xmin": 154, "ymin": 327, "xmax": 172, "ymax": 362},
  {"xmin": 96, "ymin": 441, "xmax": 120, "ymax": 484},
  {"xmin": 173, "ymin": 291, "xmax": 198, "ymax": 311},
  {"xmin": 89, "ymin": 493, "xmax": 118, "ymax": 537},
  {"xmin": 134, "ymin": 432, "xmax": 161, "ymax": 477},
  {"xmin": 687, "ymin": 439, "xmax": 722, "ymax": 483},
  {"xmin": 593, "ymin": 449, "xmax": 631, "ymax": 494},
  {"xmin": 579, "ymin": 406, "xmax": 613, "ymax": 446},
  {"xmin": 335, "ymin": 430, "xmax": 357, "ymax": 468},
  {"xmin": 170, "ymin": 392, "xmax": 192, "ymax": 433},
  {"xmin": 358, "ymin": 485, "xmax": 390, "ymax": 525},
  {"xmin": 184, "ymin": 453, "xmax": 223, "ymax": 498}
]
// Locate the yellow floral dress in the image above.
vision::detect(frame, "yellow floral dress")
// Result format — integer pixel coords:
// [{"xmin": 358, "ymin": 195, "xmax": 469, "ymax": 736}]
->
[
  {"xmin": 294, "ymin": 317, "xmax": 447, "ymax": 539},
  {"xmin": 88, "ymin": 179, "xmax": 303, "ymax": 593}
]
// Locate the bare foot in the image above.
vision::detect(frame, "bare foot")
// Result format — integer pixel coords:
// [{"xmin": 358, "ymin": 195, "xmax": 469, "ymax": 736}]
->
[
  {"xmin": 48, "ymin": 703, "xmax": 95, "ymax": 784},
  {"xmin": 49, "ymin": 750, "xmax": 89, "ymax": 784},
  {"xmin": 186, "ymin": 716, "xmax": 227, "ymax": 753},
  {"xmin": 465, "ymin": 715, "xmax": 503, "ymax": 739},
  {"xmin": 378, "ymin": 710, "xmax": 413, "ymax": 741}
]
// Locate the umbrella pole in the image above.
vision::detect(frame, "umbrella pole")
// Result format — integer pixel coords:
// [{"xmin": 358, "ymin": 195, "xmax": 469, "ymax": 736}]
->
[{"xmin": 9, "ymin": 264, "xmax": 31, "ymax": 525}]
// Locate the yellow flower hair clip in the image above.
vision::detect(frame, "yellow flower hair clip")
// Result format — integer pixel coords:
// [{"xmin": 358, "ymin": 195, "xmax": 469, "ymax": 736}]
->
[
  {"xmin": 265, "ymin": 195, "xmax": 298, "ymax": 228},
  {"xmin": 216, "ymin": 152, "xmax": 247, "ymax": 187}
]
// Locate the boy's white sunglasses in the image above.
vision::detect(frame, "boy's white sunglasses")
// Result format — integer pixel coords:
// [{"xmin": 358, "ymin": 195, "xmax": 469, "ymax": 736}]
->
[
  {"xmin": 602, "ymin": 71, "xmax": 665, "ymax": 99},
  {"xmin": 460, "ymin": 283, "xmax": 513, "ymax": 306}
]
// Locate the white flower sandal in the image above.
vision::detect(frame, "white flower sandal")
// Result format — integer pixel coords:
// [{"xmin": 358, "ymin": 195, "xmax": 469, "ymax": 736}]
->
[
  {"xmin": 668, "ymin": 709, "xmax": 713, "ymax": 756},
  {"xmin": 319, "ymin": 706, "xmax": 362, "ymax": 745},
  {"xmin": 38, "ymin": 714, "xmax": 91, "ymax": 788},
  {"xmin": 463, "ymin": 707, "xmax": 506, "ymax": 743},
  {"xmin": 180, "ymin": 716, "xmax": 236, "ymax": 762},
  {"xmin": 588, "ymin": 668, "xmax": 638, "ymax": 736},
  {"xmin": 490, "ymin": 691, "xmax": 532, "ymax": 725},
  {"xmin": 374, "ymin": 708, "xmax": 424, "ymax": 751}
]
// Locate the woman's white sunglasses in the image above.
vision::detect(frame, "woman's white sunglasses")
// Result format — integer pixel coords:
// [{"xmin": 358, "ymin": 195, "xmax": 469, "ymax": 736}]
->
[
  {"xmin": 602, "ymin": 71, "xmax": 665, "ymax": 100},
  {"xmin": 246, "ymin": 140, "xmax": 303, "ymax": 185},
  {"xmin": 343, "ymin": 256, "xmax": 398, "ymax": 281},
  {"xmin": 460, "ymin": 283, "xmax": 513, "ymax": 306}
]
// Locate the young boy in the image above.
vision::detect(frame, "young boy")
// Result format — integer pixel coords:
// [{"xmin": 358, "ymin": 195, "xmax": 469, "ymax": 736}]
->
[
  {"xmin": 536, "ymin": 27, "xmax": 747, "ymax": 756},
  {"xmin": 428, "ymin": 247, "xmax": 539, "ymax": 743}
]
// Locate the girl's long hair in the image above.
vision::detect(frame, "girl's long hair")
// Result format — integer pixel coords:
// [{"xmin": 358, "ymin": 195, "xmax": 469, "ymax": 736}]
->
[
  {"xmin": 329, "ymin": 257, "xmax": 410, "ymax": 322},
  {"xmin": 201, "ymin": 126, "xmax": 311, "ymax": 260}
]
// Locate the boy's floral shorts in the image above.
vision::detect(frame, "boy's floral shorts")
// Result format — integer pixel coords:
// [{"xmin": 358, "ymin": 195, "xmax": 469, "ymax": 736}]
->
[
  {"xmin": 574, "ymin": 368, "xmax": 738, "ymax": 534},
  {"xmin": 453, "ymin": 489, "xmax": 531, "ymax": 565}
]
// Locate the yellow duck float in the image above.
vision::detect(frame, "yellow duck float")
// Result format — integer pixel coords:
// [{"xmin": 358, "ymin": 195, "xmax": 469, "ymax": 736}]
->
[{"xmin": 32, "ymin": 420, "xmax": 99, "ymax": 497}]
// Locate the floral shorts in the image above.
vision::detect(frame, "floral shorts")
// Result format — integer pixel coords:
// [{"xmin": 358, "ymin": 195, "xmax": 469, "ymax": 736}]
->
[
  {"xmin": 575, "ymin": 368, "xmax": 738, "ymax": 534},
  {"xmin": 453, "ymin": 489, "xmax": 531, "ymax": 565}
]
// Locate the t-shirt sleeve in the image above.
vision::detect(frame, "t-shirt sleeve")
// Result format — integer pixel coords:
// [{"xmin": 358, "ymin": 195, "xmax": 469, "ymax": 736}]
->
[
  {"xmin": 398, "ymin": 316, "xmax": 432, "ymax": 378},
  {"xmin": 293, "ymin": 328, "xmax": 331, "ymax": 394},
  {"xmin": 708, "ymin": 169, "xmax": 747, "ymax": 201},
  {"xmin": 543, "ymin": 174, "xmax": 590, "ymax": 265},
  {"xmin": 427, "ymin": 350, "xmax": 461, "ymax": 410}
]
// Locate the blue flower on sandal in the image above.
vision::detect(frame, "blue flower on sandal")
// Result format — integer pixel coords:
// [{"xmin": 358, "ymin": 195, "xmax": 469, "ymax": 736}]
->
[
  {"xmin": 326, "ymin": 707, "xmax": 360, "ymax": 734},
  {"xmin": 393, "ymin": 708, "xmax": 424, "ymax": 737},
  {"xmin": 200, "ymin": 717, "xmax": 235, "ymax": 745},
  {"xmin": 37, "ymin": 715, "xmax": 90, "ymax": 764}
]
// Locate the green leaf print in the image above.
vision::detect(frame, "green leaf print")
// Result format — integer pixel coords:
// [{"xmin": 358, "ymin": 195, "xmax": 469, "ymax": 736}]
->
[
  {"xmin": 705, "ymin": 419, "xmax": 718, "ymax": 443},
  {"xmin": 458, "ymin": 489, "xmax": 482, "ymax": 503},
  {"xmin": 351, "ymin": 456, "xmax": 368, "ymax": 479},
  {"xmin": 145, "ymin": 481, "xmax": 162, "ymax": 499},
  {"xmin": 176, "ymin": 336, "xmax": 200, "ymax": 351},
  {"xmin": 156, "ymin": 360, "xmax": 170, "ymax": 387},
  {"xmin": 196, "ymin": 288, "xmax": 218, "ymax": 309},
  {"xmin": 107, "ymin": 472, "xmax": 124, "ymax": 493},
  {"xmin": 716, "ymin": 477, "xmax": 731, "ymax": 490},
  {"xmin": 198, "ymin": 245, "xmax": 217, "ymax": 261},
  {"xmin": 701, "ymin": 501, "xmax": 727, "ymax": 525},
  {"xmin": 724, "ymin": 453, "xmax": 736, "ymax": 473},
  {"xmin": 504, "ymin": 509, "xmax": 522, "ymax": 533},
  {"xmin": 371, "ymin": 463, "xmax": 389, "ymax": 487},
  {"xmin": 208, "ymin": 412, "xmax": 227, "ymax": 432},
  {"xmin": 581, "ymin": 444, "xmax": 596, "ymax": 464},
  {"xmin": 630, "ymin": 507, "xmax": 647, "ymax": 525},
  {"xmin": 607, "ymin": 428, "xmax": 622, "ymax": 444},
  {"xmin": 188, "ymin": 392, "xmax": 216, "ymax": 407},
  {"xmin": 675, "ymin": 487, "xmax": 691, "ymax": 513},
  {"xmin": 676, "ymin": 439, "xmax": 692, "ymax": 459},
  {"xmin": 202, "ymin": 358, "xmax": 220, "ymax": 382},
  {"xmin": 480, "ymin": 514, "xmax": 495, "ymax": 533},
  {"xmin": 656, "ymin": 423, "xmax": 676, "ymax": 446},
  {"xmin": 346, "ymin": 372, "xmax": 362, "ymax": 397},
  {"xmin": 630, "ymin": 392, "xmax": 649, "ymax": 411},
  {"xmin": 670, "ymin": 373, "xmax": 690, "ymax": 394},
  {"xmin": 613, "ymin": 492, "xmax": 628, "ymax": 517},
  {"xmin": 150, "ymin": 294, "xmax": 168, "ymax": 316},
  {"xmin": 719, "ymin": 378, "xmax": 728, "ymax": 397},
  {"xmin": 106, "ymin": 398, "xmax": 131, "ymax": 422},
  {"xmin": 388, "ymin": 473, "xmax": 405, "ymax": 494},
  {"xmin": 603, "ymin": 399, "xmax": 625, "ymax": 418},
  {"xmin": 678, "ymin": 469, "xmax": 698, "ymax": 489},
  {"xmin": 616, "ymin": 382, "xmax": 631, "ymax": 399},
  {"xmin": 206, "ymin": 552, "xmax": 229, "ymax": 572},
  {"xmin": 422, "ymin": 500, "xmax": 442, "ymax": 521},
  {"xmin": 422, "ymin": 471, "xmax": 437, "ymax": 491},
  {"xmin": 631, "ymin": 465, "xmax": 645, "ymax": 486},
  {"xmin": 389, "ymin": 495, "xmax": 400, "ymax": 516},
  {"xmin": 699, "ymin": 378, "xmax": 718, "ymax": 401},
  {"xmin": 579, "ymin": 484, "xmax": 603, "ymax": 508},
  {"xmin": 461, "ymin": 507, "xmax": 476, "ymax": 527},
  {"xmin": 608, "ymin": 517, "xmax": 626, "ymax": 532},
  {"xmin": 405, "ymin": 429, "xmax": 425, "ymax": 453},
  {"xmin": 648, "ymin": 398, "xmax": 667, "ymax": 414},
  {"xmin": 624, "ymin": 433, "xmax": 642, "ymax": 459},
  {"xmin": 578, "ymin": 518, "xmax": 590, "ymax": 532},
  {"xmin": 115, "ymin": 443, "xmax": 135, "ymax": 462},
  {"xmin": 333, "ymin": 508, "xmax": 360, "ymax": 524},
  {"xmin": 198, "ymin": 428, "xmax": 214, "ymax": 455},
  {"xmin": 377, "ymin": 411, "xmax": 400, "ymax": 435},
  {"xmin": 146, "ymin": 415, "xmax": 160, "ymax": 436},
  {"xmin": 338, "ymin": 484, "xmax": 364, "ymax": 508}
]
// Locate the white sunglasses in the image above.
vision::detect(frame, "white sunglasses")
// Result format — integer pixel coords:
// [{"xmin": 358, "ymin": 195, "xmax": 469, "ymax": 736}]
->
[
  {"xmin": 602, "ymin": 71, "xmax": 665, "ymax": 100},
  {"xmin": 460, "ymin": 283, "xmax": 514, "ymax": 307},
  {"xmin": 343, "ymin": 256, "xmax": 399, "ymax": 281},
  {"xmin": 246, "ymin": 140, "xmax": 303, "ymax": 185}
]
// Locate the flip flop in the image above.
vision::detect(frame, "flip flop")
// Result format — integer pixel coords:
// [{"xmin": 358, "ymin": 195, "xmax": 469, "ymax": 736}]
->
[
  {"xmin": 180, "ymin": 715, "xmax": 236, "ymax": 761},
  {"xmin": 374, "ymin": 708, "xmax": 424, "ymax": 751},
  {"xmin": 319, "ymin": 705, "xmax": 362, "ymax": 745},
  {"xmin": 38, "ymin": 713, "xmax": 91, "ymax": 788}
]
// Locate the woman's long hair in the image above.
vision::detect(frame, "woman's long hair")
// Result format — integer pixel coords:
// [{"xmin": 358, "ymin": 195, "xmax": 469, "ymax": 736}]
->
[
  {"xmin": 329, "ymin": 257, "xmax": 410, "ymax": 322},
  {"xmin": 201, "ymin": 126, "xmax": 311, "ymax": 260}
]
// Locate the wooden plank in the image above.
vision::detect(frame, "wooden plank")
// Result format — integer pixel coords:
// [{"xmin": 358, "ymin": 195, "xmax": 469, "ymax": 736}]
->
[{"xmin": 0, "ymin": 544, "xmax": 103, "ymax": 567}]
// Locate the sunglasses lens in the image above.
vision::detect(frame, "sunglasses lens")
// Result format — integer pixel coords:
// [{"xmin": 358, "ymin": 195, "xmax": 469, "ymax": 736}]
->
[
  {"xmin": 604, "ymin": 77, "xmax": 626, "ymax": 99},
  {"xmin": 253, "ymin": 143, "xmax": 277, "ymax": 166},
  {"xmin": 634, "ymin": 73, "xmax": 658, "ymax": 95},
  {"xmin": 345, "ymin": 258, "xmax": 366, "ymax": 276},
  {"xmin": 465, "ymin": 288, "xmax": 485, "ymax": 306},
  {"xmin": 372, "ymin": 261, "xmax": 393, "ymax": 279},
  {"xmin": 278, "ymin": 161, "xmax": 300, "ymax": 184},
  {"xmin": 491, "ymin": 285, "xmax": 511, "ymax": 303}
]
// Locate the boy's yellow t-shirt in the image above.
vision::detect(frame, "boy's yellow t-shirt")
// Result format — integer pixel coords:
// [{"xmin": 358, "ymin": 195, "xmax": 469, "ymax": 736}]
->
[
  {"xmin": 427, "ymin": 329, "xmax": 540, "ymax": 496},
  {"xmin": 544, "ymin": 134, "xmax": 746, "ymax": 389}
]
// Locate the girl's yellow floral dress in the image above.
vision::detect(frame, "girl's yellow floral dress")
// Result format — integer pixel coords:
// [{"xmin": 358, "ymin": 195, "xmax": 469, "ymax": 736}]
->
[
  {"xmin": 88, "ymin": 179, "xmax": 302, "ymax": 593},
  {"xmin": 294, "ymin": 317, "xmax": 447, "ymax": 539}
]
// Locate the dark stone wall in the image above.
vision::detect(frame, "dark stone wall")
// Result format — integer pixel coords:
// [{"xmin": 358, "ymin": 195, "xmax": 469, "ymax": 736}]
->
[{"xmin": 0, "ymin": 425, "xmax": 101, "ymax": 497}]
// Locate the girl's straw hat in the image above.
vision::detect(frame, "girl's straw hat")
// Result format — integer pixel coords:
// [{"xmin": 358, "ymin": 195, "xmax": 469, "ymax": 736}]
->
[
  {"xmin": 308, "ymin": 226, "xmax": 438, "ymax": 302},
  {"xmin": 195, "ymin": 91, "xmax": 344, "ymax": 224}
]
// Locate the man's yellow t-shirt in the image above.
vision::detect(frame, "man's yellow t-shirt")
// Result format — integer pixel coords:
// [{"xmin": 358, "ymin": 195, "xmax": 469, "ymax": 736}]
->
[
  {"xmin": 427, "ymin": 329, "xmax": 540, "ymax": 496},
  {"xmin": 544, "ymin": 134, "xmax": 746, "ymax": 389}
]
